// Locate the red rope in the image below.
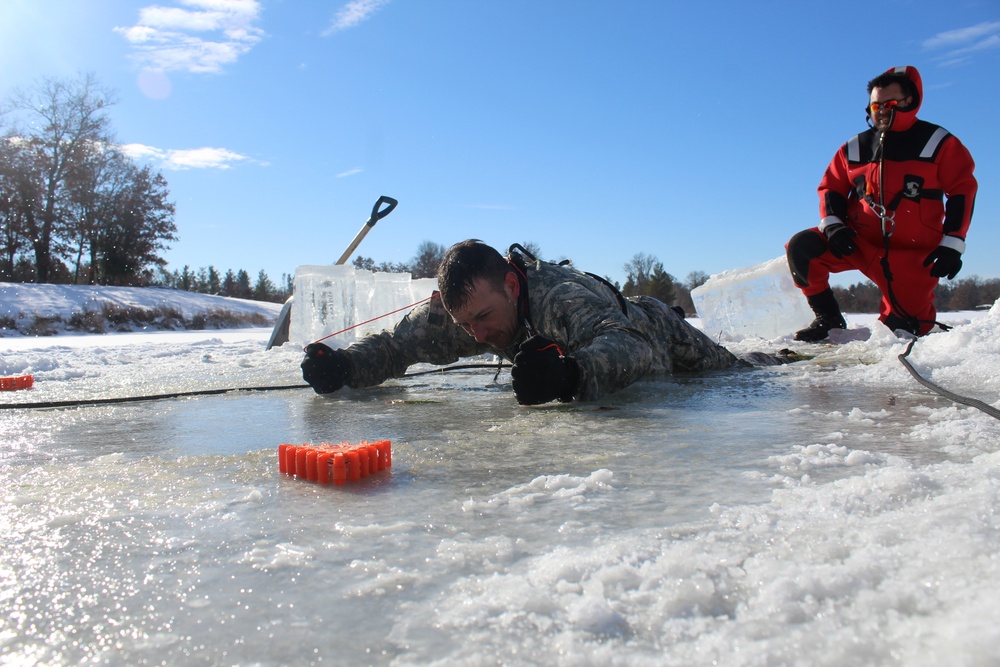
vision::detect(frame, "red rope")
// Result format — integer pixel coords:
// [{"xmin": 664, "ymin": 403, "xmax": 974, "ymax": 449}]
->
[{"xmin": 308, "ymin": 295, "xmax": 434, "ymax": 348}]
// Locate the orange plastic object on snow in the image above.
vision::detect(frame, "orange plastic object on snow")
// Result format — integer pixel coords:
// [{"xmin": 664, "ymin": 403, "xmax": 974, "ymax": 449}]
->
[
  {"xmin": 278, "ymin": 440, "xmax": 391, "ymax": 485},
  {"xmin": 0, "ymin": 375, "xmax": 34, "ymax": 391}
]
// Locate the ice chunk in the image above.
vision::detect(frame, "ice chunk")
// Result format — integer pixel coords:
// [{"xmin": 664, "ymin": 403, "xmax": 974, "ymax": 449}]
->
[
  {"xmin": 691, "ymin": 256, "xmax": 813, "ymax": 341},
  {"xmin": 288, "ymin": 265, "xmax": 438, "ymax": 346}
]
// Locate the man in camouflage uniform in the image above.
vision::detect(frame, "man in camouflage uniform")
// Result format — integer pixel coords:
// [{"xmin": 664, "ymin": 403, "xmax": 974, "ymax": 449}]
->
[{"xmin": 301, "ymin": 240, "xmax": 756, "ymax": 404}]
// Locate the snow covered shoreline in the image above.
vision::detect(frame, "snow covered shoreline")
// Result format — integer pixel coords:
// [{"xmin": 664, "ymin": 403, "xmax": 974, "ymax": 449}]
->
[{"xmin": 0, "ymin": 282, "xmax": 281, "ymax": 337}]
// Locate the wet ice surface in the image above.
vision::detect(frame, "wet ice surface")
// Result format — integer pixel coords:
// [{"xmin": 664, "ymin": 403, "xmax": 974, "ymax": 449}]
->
[{"xmin": 2, "ymin": 313, "xmax": 1000, "ymax": 666}]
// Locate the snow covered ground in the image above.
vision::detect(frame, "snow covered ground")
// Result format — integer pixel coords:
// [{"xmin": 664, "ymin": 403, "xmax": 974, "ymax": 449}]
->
[
  {"xmin": 2, "ymin": 283, "xmax": 999, "ymax": 666},
  {"xmin": 0, "ymin": 282, "xmax": 283, "ymax": 337}
]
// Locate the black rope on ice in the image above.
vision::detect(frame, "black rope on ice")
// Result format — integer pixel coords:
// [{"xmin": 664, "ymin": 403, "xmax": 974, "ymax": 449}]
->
[
  {"xmin": 401, "ymin": 362, "xmax": 507, "ymax": 378},
  {"xmin": 898, "ymin": 339, "xmax": 1000, "ymax": 420},
  {"xmin": 0, "ymin": 383, "xmax": 308, "ymax": 411},
  {"xmin": 0, "ymin": 364, "xmax": 508, "ymax": 411}
]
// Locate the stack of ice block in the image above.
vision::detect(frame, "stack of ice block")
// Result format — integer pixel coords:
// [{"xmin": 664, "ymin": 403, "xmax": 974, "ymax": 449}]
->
[{"xmin": 289, "ymin": 265, "xmax": 438, "ymax": 346}]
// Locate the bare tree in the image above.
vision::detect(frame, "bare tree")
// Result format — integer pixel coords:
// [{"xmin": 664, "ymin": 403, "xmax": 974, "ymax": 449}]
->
[
  {"xmin": 5, "ymin": 73, "xmax": 116, "ymax": 282},
  {"xmin": 64, "ymin": 143, "xmax": 134, "ymax": 283},
  {"xmin": 411, "ymin": 240, "xmax": 446, "ymax": 279},
  {"xmin": 622, "ymin": 252, "xmax": 659, "ymax": 296},
  {"xmin": 2, "ymin": 74, "xmax": 177, "ymax": 285},
  {"xmin": 685, "ymin": 270, "xmax": 709, "ymax": 290},
  {"xmin": 622, "ymin": 252, "xmax": 677, "ymax": 304},
  {"xmin": 0, "ymin": 137, "xmax": 29, "ymax": 279}
]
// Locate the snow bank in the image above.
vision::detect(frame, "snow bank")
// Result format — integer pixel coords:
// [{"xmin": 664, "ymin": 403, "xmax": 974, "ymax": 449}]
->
[{"xmin": 0, "ymin": 282, "xmax": 281, "ymax": 336}]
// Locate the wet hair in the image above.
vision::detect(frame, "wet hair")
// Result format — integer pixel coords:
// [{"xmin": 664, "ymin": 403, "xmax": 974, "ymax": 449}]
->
[
  {"xmin": 436, "ymin": 239, "xmax": 511, "ymax": 312},
  {"xmin": 866, "ymin": 71, "xmax": 918, "ymax": 102}
]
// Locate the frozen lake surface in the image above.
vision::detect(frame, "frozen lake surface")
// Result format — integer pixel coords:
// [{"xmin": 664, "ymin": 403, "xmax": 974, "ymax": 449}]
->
[{"xmin": 2, "ymin": 310, "xmax": 1000, "ymax": 666}]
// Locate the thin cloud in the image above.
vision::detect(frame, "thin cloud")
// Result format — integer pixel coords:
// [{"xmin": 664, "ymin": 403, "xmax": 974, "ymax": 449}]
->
[
  {"xmin": 121, "ymin": 143, "xmax": 261, "ymax": 170},
  {"xmin": 114, "ymin": 0, "xmax": 265, "ymax": 74},
  {"xmin": 467, "ymin": 204, "xmax": 516, "ymax": 211},
  {"xmin": 923, "ymin": 21, "xmax": 1000, "ymax": 66},
  {"xmin": 120, "ymin": 143, "xmax": 164, "ymax": 161},
  {"xmin": 322, "ymin": 0, "xmax": 390, "ymax": 36},
  {"xmin": 922, "ymin": 21, "xmax": 1000, "ymax": 49},
  {"xmin": 336, "ymin": 167, "xmax": 364, "ymax": 178}
]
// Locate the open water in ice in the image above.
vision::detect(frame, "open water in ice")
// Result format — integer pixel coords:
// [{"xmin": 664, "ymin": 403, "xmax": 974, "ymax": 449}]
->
[{"xmin": 2, "ymin": 325, "xmax": 1000, "ymax": 666}]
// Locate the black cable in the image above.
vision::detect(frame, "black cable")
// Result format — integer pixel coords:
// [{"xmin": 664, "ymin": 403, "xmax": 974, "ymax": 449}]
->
[
  {"xmin": 0, "ymin": 383, "xmax": 308, "ymax": 410},
  {"xmin": 898, "ymin": 339, "xmax": 1000, "ymax": 420},
  {"xmin": 0, "ymin": 363, "xmax": 507, "ymax": 411},
  {"xmin": 402, "ymin": 363, "xmax": 506, "ymax": 377},
  {"xmin": 11, "ymin": 345, "xmax": 999, "ymax": 424}
]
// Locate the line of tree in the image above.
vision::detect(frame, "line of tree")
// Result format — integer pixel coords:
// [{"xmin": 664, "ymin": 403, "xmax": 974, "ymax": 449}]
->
[
  {"xmin": 152, "ymin": 265, "xmax": 294, "ymax": 303},
  {"xmin": 148, "ymin": 244, "xmax": 996, "ymax": 313},
  {"xmin": 147, "ymin": 240, "xmax": 451, "ymax": 305},
  {"xmin": 1, "ymin": 74, "xmax": 178, "ymax": 286},
  {"xmin": 832, "ymin": 277, "xmax": 1000, "ymax": 313},
  {"xmin": 616, "ymin": 253, "xmax": 997, "ymax": 314},
  {"xmin": 350, "ymin": 240, "xmax": 449, "ymax": 279}
]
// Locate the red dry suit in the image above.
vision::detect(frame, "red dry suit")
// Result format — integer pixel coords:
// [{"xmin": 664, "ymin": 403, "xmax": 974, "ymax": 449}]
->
[{"xmin": 786, "ymin": 65, "xmax": 977, "ymax": 333}]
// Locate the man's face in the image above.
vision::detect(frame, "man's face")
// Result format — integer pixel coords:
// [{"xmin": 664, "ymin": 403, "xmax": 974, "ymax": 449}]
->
[
  {"xmin": 445, "ymin": 274, "xmax": 520, "ymax": 349},
  {"xmin": 869, "ymin": 82, "xmax": 912, "ymax": 131}
]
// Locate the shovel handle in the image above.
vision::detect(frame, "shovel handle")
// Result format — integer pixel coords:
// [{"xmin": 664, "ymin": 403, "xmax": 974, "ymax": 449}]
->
[
  {"xmin": 368, "ymin": 196, "xmax": 397, "ymax": 226},
  {"xmin": 336, "ymin": 195, "xmax": 398, "ymax": 265}
]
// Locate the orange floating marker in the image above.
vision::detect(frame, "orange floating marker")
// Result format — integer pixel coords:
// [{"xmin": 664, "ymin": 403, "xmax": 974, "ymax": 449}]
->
[
  {"xmin": 346, "ymin": 450, "xmax": 361, "ymax": 481},
  {"xmin": 278, "ymin": 444, "xmax": 293, "ymax": 474},
  {"xmin": 295, "ymin": 448, "xmax": 309, "ymax": 479},
  {"xmin": 0, "ymin": 375, "xmax": 34, "ymax": 391},
  {"xmin": 305, "ymin": 450, "xmax": 319, "ymax": 480},
  {"xmin": 332, "ymin": 453, "xmax": 347, "ymax": 485},
  {"xmin": 316, "ymin": 452, "xmax": 334, "ymax": 484},
  {"xmin": 277, "ymin": 440, "xmax": 392, "ymax": 485}
]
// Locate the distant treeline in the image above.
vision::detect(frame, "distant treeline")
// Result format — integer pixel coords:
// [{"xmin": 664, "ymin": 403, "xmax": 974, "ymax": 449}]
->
[
  {"xmin": 116, "ymin": 247, "xmax": 1000, "ymax": 314},
  {"xmin": 7, "ymin": 223, "xmax": 997, "ymax": 314},
  {"xmin": 153, "ymin": 265, "xmax": 293, "ymax": 304},
  {"xmin": 832, "ymin": 277, "xmax": 1000, "ymax": 313},
  {"xmin": 147, "ymin": 240, "xmax": 451, "ymax": 304}
]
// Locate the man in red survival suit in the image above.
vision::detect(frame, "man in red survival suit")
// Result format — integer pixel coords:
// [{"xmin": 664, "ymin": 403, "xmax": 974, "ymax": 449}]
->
[{"xmin": 785, "ymin": 65, "xmax": 977, "ymax": 341}]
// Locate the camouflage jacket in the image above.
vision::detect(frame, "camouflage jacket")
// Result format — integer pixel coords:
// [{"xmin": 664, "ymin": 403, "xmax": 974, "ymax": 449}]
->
[{"xmin": 342, "ymin": 259, "xmax": 738, "ymax": 401}]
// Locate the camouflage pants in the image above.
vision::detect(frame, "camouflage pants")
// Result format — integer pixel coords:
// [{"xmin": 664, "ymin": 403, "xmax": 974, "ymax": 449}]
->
[{"xmin": 630, "ymin": 296, "xmax": 740, "ymax": 372}]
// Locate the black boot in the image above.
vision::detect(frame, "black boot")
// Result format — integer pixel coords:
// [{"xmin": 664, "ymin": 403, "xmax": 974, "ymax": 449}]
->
[{"xmin": 794, "ymin": 289, "xmax": 847, "ymax": 342}]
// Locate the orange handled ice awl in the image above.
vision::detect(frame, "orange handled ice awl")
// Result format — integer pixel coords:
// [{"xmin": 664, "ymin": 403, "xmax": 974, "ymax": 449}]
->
[{"xmin": 0, "ymin": 375, "xmax": 34, "ymax": 391}]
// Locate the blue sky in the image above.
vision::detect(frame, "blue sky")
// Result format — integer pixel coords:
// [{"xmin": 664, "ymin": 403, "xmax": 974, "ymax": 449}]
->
[{"xmin": 2, "ymin": 0, "xmax": 998, "ymax": 288}]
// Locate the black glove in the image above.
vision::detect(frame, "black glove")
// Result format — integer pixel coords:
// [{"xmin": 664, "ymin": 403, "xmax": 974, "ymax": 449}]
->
[
  {"xmin": 824, "ymin": 223, "xmax": 857, "ymax": 259},
  {"xmin": 301, "ymin": 343, "xmax": 352, "ymax": 394},
  {"xmin": 923, "ymin": 245, "xmax": 963, "ymax": 280},
  {"xmin": 510, "ymin": 335, "xmax": 579, "ymax": 405}
]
